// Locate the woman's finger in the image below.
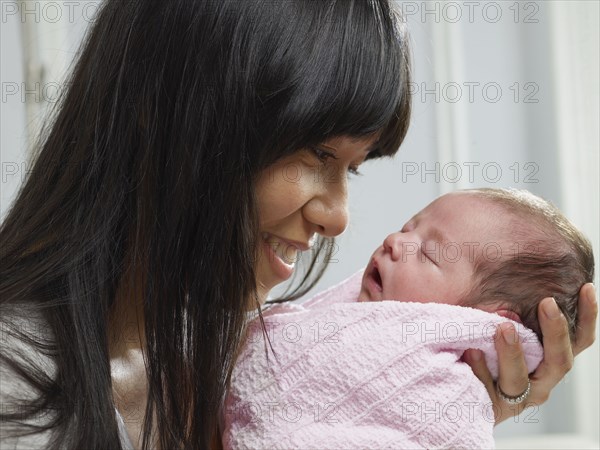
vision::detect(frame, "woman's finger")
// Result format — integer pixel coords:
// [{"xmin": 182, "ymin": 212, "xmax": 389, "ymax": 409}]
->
[
  {"xmin": 527, "ymin": 298, "xmax": 573, "ymax": 400},
  {"xmin": 573, "ymin": 283, "xmax": 598, "ymax": 356},
  {"xmin": 464, "ymin": 348, "xmax": 495, "ymax": 394},
  {"xmin": 495, "ymin": 323, "xmax": 530, "ymax": 395},
  {"xmin": 463, "ymin": 348, "xmax": 506, "ymax": 422},
  {"xmin": 493, "ymin": 323, "xmax": 533, "ymax": 424},
  {"xmin": 465, "ymin": 324, "xmax": 531, "ymax": 425}
]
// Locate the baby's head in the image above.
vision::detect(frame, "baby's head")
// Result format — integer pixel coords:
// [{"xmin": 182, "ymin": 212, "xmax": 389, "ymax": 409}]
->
[{"xmin": 358, "ymin": 188, "xmax": 595, "ymax": 342}]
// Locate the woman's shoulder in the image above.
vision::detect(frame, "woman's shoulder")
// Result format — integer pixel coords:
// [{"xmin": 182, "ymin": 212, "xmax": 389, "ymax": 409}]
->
[
  {"xmin": 0, "ymin": 304, "xmax": 57, "ymax": 448},
  {"xmin": 0, "ymin": 303, "xmax": 57, "ymax": 384},
  {"xmin": 1, "ymin": 304, "xmax": 135, "ymax": 449},
  {"xmin": 0, "ymin": 303, "xmax": 57, "ymax": 374}
]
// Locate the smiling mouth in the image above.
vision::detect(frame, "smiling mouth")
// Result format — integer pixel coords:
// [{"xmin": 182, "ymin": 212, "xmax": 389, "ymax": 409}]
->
[{"xmin": 262, "ymin": 233, "xmax": 299, "ymax": 265}]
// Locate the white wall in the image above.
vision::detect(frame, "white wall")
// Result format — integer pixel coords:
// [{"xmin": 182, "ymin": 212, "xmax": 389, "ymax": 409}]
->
[{"xmin": 1, "ymin": 0, "xmax": 598, "ymax": 447}]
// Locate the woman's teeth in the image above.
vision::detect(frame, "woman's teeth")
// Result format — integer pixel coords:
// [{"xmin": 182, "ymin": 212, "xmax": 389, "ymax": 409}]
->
[{"xmin": 262, "ymin": 233, "xmax": 298, "ymax": 267}]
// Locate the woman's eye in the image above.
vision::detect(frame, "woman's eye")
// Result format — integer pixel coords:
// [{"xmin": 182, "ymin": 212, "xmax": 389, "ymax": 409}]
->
[
  {"xmin": 347, "ymin": 165, "xmax": 362, "ymax": 177},
  {"xmin": 309, "ymin": 146, "xmax": 362, "ymax": 177},
  {"xmin": 310, "ymin": 146, "xmax": 337, "ymax": 164}
]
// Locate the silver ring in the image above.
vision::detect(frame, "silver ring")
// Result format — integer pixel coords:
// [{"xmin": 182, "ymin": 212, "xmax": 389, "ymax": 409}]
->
[{"xmin": 496, "ymin": 378, "xmax": 531, "ymax": 405}]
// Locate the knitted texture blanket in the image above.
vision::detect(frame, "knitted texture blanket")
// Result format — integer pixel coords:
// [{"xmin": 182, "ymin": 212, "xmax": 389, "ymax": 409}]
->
[{"xmin": 221, "ymin": 269, "xmax": 544, "ymax": 449}]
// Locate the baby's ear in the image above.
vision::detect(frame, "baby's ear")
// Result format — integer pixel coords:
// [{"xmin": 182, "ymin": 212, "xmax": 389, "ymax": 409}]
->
[{"xmin": 494, "ymin": 308, "xmax": 523, "ymax": 324}]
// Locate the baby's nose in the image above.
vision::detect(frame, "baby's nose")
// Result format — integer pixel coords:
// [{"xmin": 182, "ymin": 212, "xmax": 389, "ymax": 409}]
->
[
  {"xmin": 383, "ymin": 231, "xmax": 422, "ymax": 262},
  {"xmin": 383, "ymin": 232, "xmax": 403, "ymax": 261}
]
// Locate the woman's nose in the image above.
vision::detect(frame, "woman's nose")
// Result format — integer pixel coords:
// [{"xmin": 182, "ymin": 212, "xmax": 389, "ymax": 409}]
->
[{"xmin": 303, "ymin": 182, "xmax": 349, "ymax": 238}]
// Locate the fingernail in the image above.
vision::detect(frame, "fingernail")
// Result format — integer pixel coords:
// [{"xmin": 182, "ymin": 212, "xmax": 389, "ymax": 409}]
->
[
  {"xmin": 543, "ymin": 297, "xmax": 562, "ymax": 320},
  {"xmin": 589, "ymin": 284, "xmax": 597, "ymax": 304},
  {"xmin": 500, "ymin": 323, "xmax": 518, "ymax": 344}
]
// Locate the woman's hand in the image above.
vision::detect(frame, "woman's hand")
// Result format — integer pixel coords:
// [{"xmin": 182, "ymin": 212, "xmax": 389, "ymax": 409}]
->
[{"xmin": 463, "ymin": 283, "xmax": 597, "ymax": 424}]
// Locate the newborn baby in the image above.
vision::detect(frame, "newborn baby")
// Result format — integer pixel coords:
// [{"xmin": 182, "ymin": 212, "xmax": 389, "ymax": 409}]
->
[
  {"xmin": 221, "ymin": 188, "xmax": 594, "ymax": 450},
  {"xmin": 359, "ymin": 187, "xmax": 595, "ymax": 343}
]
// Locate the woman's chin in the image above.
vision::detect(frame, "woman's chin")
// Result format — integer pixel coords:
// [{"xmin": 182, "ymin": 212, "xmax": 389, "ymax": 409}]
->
[{"xmin": 250, "ymin": 281, "xmax": 271, "ymax": 310}]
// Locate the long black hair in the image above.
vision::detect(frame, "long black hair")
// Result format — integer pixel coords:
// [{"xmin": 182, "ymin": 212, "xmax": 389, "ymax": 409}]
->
[{"xmin": 0, "ymin": 0, "xmax": 412, "ymax": 448}]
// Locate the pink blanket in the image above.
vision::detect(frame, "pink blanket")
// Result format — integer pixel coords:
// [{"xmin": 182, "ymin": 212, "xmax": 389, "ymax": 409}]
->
[{"xmin": 221, "ymin": 269, "xmax": 544, "ymax": 449}]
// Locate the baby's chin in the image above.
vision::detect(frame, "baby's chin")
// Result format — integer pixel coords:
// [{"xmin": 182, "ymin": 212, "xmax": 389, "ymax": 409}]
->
[{"xmin": 356, "ymin": 283, "xmax": 371, "ymax": 302}]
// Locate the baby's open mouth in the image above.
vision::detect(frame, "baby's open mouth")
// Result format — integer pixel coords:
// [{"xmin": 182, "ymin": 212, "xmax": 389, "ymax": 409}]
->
[
  {"xmin": 373, "ymin": 267, "xmax": 382, "ymax": 288},
  {"xmin": 371, "ymin": 265, "xmax": 383, "ymax": 291}
]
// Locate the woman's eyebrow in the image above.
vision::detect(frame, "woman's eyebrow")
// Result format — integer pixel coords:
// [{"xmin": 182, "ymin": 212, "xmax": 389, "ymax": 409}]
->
[
  {"xmin": 321, "ymin": 144, "xmax": 339, "ymax": 152},
  {"xmin": 321, "ymin": 137, "xmax": 380, "ymax": 154}
]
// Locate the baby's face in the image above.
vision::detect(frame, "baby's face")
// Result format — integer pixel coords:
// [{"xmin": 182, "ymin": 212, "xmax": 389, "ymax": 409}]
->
[{"xmin": 358, "ymin": 192, "xmax": 509, "ymax": 305}]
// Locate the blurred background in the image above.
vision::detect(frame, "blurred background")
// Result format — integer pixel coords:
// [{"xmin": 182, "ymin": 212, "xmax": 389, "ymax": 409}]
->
[{"xmin": 1, "ymin": 1, "xmax": 598, "ymax": 448}]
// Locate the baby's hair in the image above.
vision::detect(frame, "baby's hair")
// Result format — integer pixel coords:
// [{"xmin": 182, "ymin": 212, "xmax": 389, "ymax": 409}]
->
[{"xmin": 461, "ymin": 188, "xmax": 595, "ymax": 343}]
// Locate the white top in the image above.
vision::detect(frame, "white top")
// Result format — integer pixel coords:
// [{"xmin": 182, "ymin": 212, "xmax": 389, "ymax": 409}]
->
[
  {"xmin": 0, "ymin": 308, "xmax": 136, "ymax": 449},
  {"xmin": 115, "ymin": 407, "xmax": 136, "ymax": 450}
]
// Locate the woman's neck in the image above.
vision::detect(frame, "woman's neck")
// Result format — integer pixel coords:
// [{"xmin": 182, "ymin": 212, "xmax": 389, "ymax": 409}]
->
[{"xmin": 108, "ymin": 264, "xmax": 149, "ymax": 450}]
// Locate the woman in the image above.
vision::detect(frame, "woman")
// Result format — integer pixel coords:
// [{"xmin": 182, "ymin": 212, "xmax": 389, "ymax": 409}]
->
[{"xmin": 0, "ymin": 0, "xmax": 596, "ymax": 449}]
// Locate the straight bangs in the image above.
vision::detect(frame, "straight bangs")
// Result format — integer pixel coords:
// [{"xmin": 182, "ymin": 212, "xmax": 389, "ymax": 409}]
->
[{"xmin": 252, "ymin": 0, "xmax": 412, "ymax": 167}]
